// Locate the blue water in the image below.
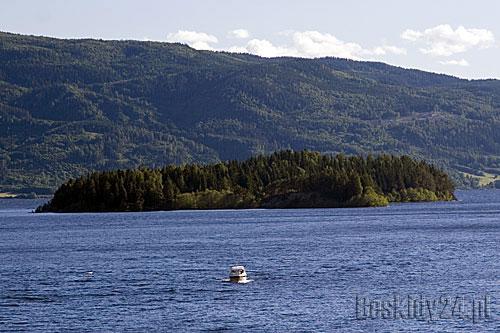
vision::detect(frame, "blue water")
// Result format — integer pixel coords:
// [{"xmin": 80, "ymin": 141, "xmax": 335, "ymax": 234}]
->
[{"xmin": 0, "ymin": 190, "xmax": 498, "ymax": 332}]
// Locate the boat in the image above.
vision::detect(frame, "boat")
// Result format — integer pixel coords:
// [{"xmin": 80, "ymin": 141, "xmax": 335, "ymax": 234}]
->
[{"xmin": 228, "ymin": 265, "xmax": 248, "ymax": 283}]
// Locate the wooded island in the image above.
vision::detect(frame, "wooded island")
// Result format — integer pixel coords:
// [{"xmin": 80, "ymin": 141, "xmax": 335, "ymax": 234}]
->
[{"xmin": 36, "ymin": 151, "xmax": 455, "ymax": 213}]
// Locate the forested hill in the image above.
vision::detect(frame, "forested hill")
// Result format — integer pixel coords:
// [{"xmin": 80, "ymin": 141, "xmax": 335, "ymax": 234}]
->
[
  {"xmin": 1, "ymin": 31, "xmax": 500, "ymax": 194},
  {"xmin": 36, "ymin": 151, "xmax": 455, "ymax": 212}
]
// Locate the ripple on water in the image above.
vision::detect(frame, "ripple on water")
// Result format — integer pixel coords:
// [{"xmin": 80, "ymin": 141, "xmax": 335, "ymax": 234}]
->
[{"xmin": 0, "ymin": 191, "xmax": 498, "ymax": 332}]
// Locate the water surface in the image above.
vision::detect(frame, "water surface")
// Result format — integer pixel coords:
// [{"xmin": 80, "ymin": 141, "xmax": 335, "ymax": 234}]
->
[{"xmin": 0, "ymin": 190, "xmax": 498, "ymax": 332}]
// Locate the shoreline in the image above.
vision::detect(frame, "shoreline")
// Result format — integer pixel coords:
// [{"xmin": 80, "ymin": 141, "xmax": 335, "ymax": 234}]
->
[
  {"xmin": 35, "ymin": 196, "xmax": 456, "ymax": 214},
  {"xmin": 0, "ymin": 193, "xmax": 51, "ymax": 200}
]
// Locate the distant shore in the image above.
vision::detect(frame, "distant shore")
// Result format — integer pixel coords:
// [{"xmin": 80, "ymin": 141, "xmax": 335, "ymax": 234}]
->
[
  {"xmin": 0, "ymin": 192, "xmax": 49, "ymax": 199},
  {"xmin": 0, "ymin": 192, "xmax": 17, "ymax": 199}
]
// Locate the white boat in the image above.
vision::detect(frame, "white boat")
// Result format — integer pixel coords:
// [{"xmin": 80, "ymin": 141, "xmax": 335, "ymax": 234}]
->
[{"xmin": 228, "ymin": 265, "xmax": 248, "ymax": 283}]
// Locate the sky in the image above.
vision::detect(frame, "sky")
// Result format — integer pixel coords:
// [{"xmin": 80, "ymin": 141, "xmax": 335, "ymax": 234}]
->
[{"xmin": 1, "ymin": 0, "xmax": 499, "ymax": 79}]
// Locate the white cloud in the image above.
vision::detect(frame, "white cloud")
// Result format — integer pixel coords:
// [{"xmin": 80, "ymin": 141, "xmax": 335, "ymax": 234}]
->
[
  {"xmin": 400, "ymin": 29, "xmax": 423, "ymax": 42},
  {"xmin": 229, "ymin": 31, "xmax": 406, "ymax": 59},
  {"xmin": 166, "ymin": 30, "xmax": 218, "ymax": 50},
  {"xmin": 229, "ymin": 29, "xmax": 250, "ymax": 39},
  {"xmin": 229, "ymin": 39, "xmax": 295, "ymax": 57},
  {"xmin": 291, "ymin": 31, "xmax": 364, "ymax": 59},
  {"xmin": 368, "ymin": 45, "xmax": 407, "ymax": 56},
  {"xmin": 166, "ymin": 29, "xmax": 406, "ymax": 61},
  {"xmin": 401, "ymin": 24, "xmax": 495, "ymax": 56},
  {"xmin": 439, "ymin": 59, "xmax": 470, "ymax": 66}
]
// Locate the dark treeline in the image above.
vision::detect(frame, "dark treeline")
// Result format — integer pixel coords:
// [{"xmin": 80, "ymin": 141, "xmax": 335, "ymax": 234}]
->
[{"xmin": 37, "ymin": 150, "xmax": 455, "ymax": 212}]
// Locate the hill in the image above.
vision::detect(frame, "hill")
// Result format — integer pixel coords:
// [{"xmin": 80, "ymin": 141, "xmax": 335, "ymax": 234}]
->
[
  {"xmin": 36, "ymin": 150, "xmax": 455, "ymax": 212},
  {"xmin": 1, "ymin": 31, "xmax": 499, "ymax": 193}
]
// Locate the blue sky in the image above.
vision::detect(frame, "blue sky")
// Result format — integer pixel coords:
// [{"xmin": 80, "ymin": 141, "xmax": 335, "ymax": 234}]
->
[{"xmin": 2, "ymin": 0, "xmax": 499, "ymax": 79}]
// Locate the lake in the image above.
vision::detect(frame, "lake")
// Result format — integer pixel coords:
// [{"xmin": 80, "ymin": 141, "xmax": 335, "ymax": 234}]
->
[{"xmin": 0, "ymin": 190, "xmax": 498, "ymax": 332}]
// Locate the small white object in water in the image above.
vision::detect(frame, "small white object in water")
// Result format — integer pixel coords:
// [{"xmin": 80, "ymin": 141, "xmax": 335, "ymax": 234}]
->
[
  {"xmin": 224, "ymin": 265, "xmax": 252, "ymax": 283},
  {"xmin": 84, "ymin": 271, "xmax": 94, "ymax": 278}
]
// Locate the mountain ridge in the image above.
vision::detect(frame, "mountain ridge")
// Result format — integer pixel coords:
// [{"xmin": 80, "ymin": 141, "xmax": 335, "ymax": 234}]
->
[{"xmin": 1, "ymin": 31, "xmax": 500, "ymax": 193}]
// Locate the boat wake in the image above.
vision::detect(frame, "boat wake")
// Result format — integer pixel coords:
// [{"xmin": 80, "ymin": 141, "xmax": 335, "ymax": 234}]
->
[{"xmin": 222, "ymin": 278, "xmax": 253, "ymax": 284}]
